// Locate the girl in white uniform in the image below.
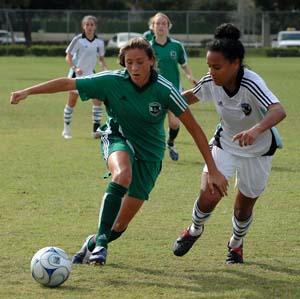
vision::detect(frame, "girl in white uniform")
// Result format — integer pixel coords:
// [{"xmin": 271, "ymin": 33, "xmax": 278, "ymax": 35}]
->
[
  {"xmin": 173, "ymin": 23, "xmax": 286, "ymax": 264},
  {"xmin": 62, "ymin": 15, "xmax": 108, "ymax": 139}
]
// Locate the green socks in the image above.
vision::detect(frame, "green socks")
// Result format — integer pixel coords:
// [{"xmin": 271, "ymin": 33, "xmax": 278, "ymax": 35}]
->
[
  {"xmin": 96, "ymin": 182, "xmax": 127, "ymax": 248},
  {"xmin": 87, "ymin": 229, "xmax": 127, "ymax": 252}
]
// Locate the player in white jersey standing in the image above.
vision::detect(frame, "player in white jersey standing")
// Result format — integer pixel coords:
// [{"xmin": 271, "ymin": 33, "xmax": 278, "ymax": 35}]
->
[
  {"xmin": 62, "ymin": 15, "xmax": 108, "ymax": 139},
  {"xmin": 173, "ymin": 23, "xmax": 286, "ymax": 264}
]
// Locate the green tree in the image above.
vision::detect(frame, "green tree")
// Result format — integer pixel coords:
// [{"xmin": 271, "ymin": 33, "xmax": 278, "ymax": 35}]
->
[{"xmin": 254, "ymin": 0, "xmax": 300, "ymax": 10}]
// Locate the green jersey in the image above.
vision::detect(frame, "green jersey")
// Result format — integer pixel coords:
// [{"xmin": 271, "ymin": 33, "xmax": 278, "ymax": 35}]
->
[
  {"xmin": 143, "ymin": 30, "xmax": 155, "ymax": 42},
  {"xmin": 151, "ymin": 37, "xmax": 187, "ymax": 90},
  {"xmin": 76, "ymin": 70, "xmax": 188, "ymax": 161}
]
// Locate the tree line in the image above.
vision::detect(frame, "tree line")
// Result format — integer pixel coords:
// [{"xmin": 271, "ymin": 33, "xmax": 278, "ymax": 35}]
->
[{"xmin": 1, "ymin": 0, "xmax": 300, "ymax": 11}]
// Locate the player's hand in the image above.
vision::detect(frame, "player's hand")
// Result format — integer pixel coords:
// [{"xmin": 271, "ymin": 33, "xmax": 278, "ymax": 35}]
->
[
  {"xmin": 232, "ymin": 127, "xmax": 260, "ymax": 147},
  {"xmin": 76, "ymin": 68, "xmax": 83, "ymax": 76},
  {"xmin": 10, "ymin": 90, "xmax": 29, "ymax": 105},
  {"xmin": 207, "ymin": 170, "xmax": 228, "ymax": 197}
]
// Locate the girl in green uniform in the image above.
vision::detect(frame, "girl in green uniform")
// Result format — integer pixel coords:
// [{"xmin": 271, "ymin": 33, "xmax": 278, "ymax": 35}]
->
[
  {"xmin": 151, "ymin": 12, "xmax": 197, "ymax": 161},
  {"xmin": 10, "ymin": 37, "xmax": 228, "ymax": 266}
]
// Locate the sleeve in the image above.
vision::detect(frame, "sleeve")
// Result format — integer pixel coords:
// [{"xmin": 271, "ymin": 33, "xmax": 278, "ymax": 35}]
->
[
  {"xmin": 192, "ymin": 75, "xmax": 214, "ymax": 102},
  {"xmin": 178, "ymin": 43, "xmax": 187, "ymax": 65},
  {"xmin": 76, "ymin": 74, "xmax": 108, "ymax": 101},
  {"xmin": 167, "ymin": 85, "xmax": 189, "ymax": 117},
  {"xmin": 97, "ymin": 39, "xmax": 105, "ymax": 57},
  {"xmin": 65, "ymin": 35, "xmax": 79, "ymax": 55},
  {"xmin": 143, "ymin": 31, "xmax": 149, "ymax": 38},
  {"xmin": 243, "ymin": 73, "xmax": 279, "ymax": 112}
]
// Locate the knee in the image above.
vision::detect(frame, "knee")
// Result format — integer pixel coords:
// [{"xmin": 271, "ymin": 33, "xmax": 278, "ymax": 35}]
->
[
  {"xmin": 68, "ymin": 94, "xmax": 78, "ymax": 107},
  {"xmin": 112, "ymin": 167, "xmax": 132, "ymax": 187},
  {"xmin": 198, "ymin": 191, "xmax": 222, "ymax": 212},
  {"xmin": 169, "ymin": 118, "xmax": 180, "ymax": 129}
]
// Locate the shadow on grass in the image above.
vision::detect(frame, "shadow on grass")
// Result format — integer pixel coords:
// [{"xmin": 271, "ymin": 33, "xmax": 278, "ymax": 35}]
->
[
  {"xmin": 248, "ymin": 260, "xmax": 300, "ymax": 276},
  {"xmin": 104, "ymin": 261, "xmax": 299, "ymax": 297}
]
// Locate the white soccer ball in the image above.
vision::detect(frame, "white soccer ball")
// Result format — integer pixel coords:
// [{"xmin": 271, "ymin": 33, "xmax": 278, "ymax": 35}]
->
[{"xmin": 30, "ymin": 246, "xmax": 72, "ymax": 287}]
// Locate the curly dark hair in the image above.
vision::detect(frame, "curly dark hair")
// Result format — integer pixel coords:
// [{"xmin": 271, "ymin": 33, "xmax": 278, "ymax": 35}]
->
[{"xmin": 207, "ymin": 23, "xmax": 245, "ymax": 64}]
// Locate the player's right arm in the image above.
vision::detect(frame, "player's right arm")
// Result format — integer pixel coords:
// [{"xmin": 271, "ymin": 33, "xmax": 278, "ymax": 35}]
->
[
  {"xmin": 10, "ymin": 78, "xmax": 76, "ymax": 104},
  {"xmin": 66, "ymin": 52, "xmax": 82, "ymax": 75}
]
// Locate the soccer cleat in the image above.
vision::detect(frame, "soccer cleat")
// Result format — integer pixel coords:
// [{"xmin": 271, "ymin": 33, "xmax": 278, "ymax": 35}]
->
[
  {"xmin": 72, "ymin": 234, "xmax": 95, "ymax": 264},
  {"xmin": 167, "ymin": 144, "xmax": 179, "ymax": 161},
  {"xmin": 226, "ymin": 242, "xmax": 243, "ymax": 264},
  {"xmin": 62, "ymin": 123, "xmax": 72, "ymax": 139},
  {"xmin": 89, "ymin": 246, "xmax": 107, "ymax": 265},
  {"xmin": 173, "ymin": 226, "xmax": 203, "ymax": 257}
]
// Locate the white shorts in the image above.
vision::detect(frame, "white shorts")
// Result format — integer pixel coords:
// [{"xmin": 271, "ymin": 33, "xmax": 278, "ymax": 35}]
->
[{"xmin": 203, "ymin": 146, "xmax": 273, "ymax": 198}]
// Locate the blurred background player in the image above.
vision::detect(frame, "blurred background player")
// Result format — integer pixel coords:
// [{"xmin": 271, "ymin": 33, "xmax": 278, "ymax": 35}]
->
[
  {"xmin": 143, "ymin": 16, "xmax": 155, "ymax": 42},
  {"xmin": 62, "ymin": 15, "xmax": 108, "ymax": 139},
  {"xmin": 150, "ymin": 12, "xmax": 197, "ymax": 161},
  {"xmin": 173, "ymin": 23, "xmax": 286, "ymax": 264}
]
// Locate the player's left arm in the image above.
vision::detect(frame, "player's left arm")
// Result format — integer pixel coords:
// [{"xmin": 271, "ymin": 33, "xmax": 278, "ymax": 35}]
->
[
  {"xmin": 233, "ymin": 103, "xmax": 286, "ymax": 147},
  {"xmin": 178, "ymin": 44, "xmax": 197, "ymax": 86},
  {"xmin": 181, "ymin": 63, "xmax": 197, "ymax": 86},
  {"xmin": 99, "ymin": 56, "xmax": 108, "ymax": 71}
]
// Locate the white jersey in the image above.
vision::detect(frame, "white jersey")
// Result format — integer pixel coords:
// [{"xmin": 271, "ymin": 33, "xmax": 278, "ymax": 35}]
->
[
  {"xmin": 193, "ymin": 68, "xmax": 280, "ymax": 157},
  {"xmin": 66, "ymin": 33, "xmax": 105, "ymax": 77}
]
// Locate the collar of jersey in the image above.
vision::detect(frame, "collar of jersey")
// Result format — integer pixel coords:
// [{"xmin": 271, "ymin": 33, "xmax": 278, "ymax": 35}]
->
[
  {"xmin": 222, "ymin": 66, "xmax": 244, "ymax": 97},
  {"xmin": 152, "ymin": 36, "xmax": 171, "ymax": 47},
  {"xmin": 124, "ymin": 69, "xmax": 158, "ymax": 92},
  {"xmin": 82, "ymin": 33, "xmax": 97, "ymax": 42}
]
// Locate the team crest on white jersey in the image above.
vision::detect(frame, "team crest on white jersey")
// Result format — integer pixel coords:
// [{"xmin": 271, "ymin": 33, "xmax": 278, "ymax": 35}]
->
[
  {"xmin": 241, "ymin": 103, "xmax": 252, "ymax": 115},
  {"xmin": 149, "ymin": 102, "xmax": 162, "ymax": 116},
  {"xmin": 170, "ymin": 51, "xmax": 177, "ymax": 60}
]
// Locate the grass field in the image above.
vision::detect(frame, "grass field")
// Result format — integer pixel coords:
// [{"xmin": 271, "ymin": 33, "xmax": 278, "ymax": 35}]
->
[{"xmin": 1, "ymin": 56, "xmax": 299, "ymax": 299}]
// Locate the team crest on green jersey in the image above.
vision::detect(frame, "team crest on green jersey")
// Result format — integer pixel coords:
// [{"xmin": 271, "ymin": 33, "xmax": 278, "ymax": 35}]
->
[
  {"xmin": 149, "ymin": 102, "xmax": 162, "ymax": 116},
  {"xmin": 170, "ymin": 50, "xmax": 177, "ymax": 60}
]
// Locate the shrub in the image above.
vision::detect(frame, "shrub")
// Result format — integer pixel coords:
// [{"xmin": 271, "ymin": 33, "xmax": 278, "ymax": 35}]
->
[{"xmin": 266, "ymin": 48, "xmax": 300, "ymax": 57}]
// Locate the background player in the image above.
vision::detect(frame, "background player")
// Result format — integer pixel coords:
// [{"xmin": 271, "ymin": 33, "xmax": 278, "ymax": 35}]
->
[
  {"xmin": 150, "ymin": 12, "xmax": 197, "ymax": 161},
  {"xmin": 62, "ymin": 15, "xmax": 108, "ymax": 139},
  {"xmin": 143, "ymin": 16, "xmax": 155, "ymax": 42}
]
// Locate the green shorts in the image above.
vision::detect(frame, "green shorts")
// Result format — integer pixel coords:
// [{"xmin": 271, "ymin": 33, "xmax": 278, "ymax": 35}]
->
[{"xmin": 100, "ymin": 126, "xmax": 162, "ymax": 200}]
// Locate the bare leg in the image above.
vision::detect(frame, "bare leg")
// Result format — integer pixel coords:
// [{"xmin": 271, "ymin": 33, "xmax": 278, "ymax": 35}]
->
[
  {"xmin": 226, "ymin": 190, "xmax": 258, "ymax": 264},
  {"xmin": 112, "ymin": 196, "xmax": 144, "ymax": 232}
]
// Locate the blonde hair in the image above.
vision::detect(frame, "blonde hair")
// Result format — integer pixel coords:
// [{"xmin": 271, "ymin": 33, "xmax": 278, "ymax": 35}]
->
[
  {"xmin": 148, "ymin": 16, "xmax": 154, "ymax": 30},
  {"xmin": 81, "ymin": 15, "xmax": 97, "ymax": 28},
  {"xmin": 152, "ymin": 12, "xmax": 173, "ymax": 30}
]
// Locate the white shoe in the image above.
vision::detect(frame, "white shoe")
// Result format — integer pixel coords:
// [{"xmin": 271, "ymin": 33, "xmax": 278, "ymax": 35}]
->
[
  {"xmin": 89, "ymin": 246, "xmax": 107, "ymax": 265},
  {"xmin": 62, "ymin": 124, "xmax": 72, "ymax": 139},
  {"xmin": 72, "ymin": 234, "xmax": 95, "ymax": 264},
  {"xmin": 167, "ymin": 144, "xmax": 179, "ymax": 161}
]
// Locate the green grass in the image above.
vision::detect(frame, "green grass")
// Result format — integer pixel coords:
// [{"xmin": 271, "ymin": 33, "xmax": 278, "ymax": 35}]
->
[{"xmin": 0, "ymin": 56, "xmax": 299, "ymax": 299}]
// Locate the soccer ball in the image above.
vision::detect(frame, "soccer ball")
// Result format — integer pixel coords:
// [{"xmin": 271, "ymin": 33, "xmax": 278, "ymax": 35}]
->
[{"xmin": 30, "ymin": 246, "xmax": 72, "ymax": 287}]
